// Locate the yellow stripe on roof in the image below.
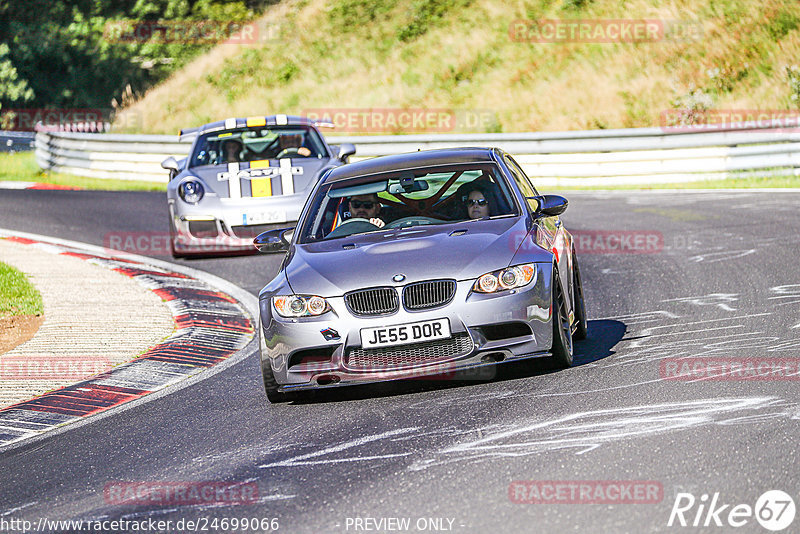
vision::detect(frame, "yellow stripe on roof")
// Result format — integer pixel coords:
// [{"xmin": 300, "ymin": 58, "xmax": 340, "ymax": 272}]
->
[
  {"xmin": 249, "ymin": 160, "xmax": 271, "ymax": 169},
  {"xmin": 246, "ymin": 116, "xmax": 267, "ymax": 127}
]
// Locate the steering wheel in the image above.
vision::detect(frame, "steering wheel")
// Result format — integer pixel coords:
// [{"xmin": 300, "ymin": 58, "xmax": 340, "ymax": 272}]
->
[
  {"xmin": 384, "ymin": 216, "xmax": 442, "ymax": 229},
  {"xmin": 326, "ymin": 217, "xmax": 379, "ymax": 239},
  {"xmin": 275, "ymin": 147, "xmax": 300, "ymax": 159},
  {"xmin": 338, "ymin": 217, "xmax": 376, "ymax": 226}
]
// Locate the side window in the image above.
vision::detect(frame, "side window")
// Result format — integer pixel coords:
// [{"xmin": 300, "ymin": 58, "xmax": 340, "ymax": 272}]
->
[{"xmin": 504, "ymin": 155, "xmax": 539, "ymax": 212}]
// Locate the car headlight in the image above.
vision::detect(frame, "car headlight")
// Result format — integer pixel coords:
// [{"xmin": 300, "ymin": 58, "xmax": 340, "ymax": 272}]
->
[
  {"xmin": 473, "ymin": 263, "xmax": 537, "ymax": 293},
  {"xmin": 178, "ymin": 180, "xmax": 205, "ymax": 204},
  {"xmin": 273, "ymin": 295, "xmax": 330, "ymax": 317}
]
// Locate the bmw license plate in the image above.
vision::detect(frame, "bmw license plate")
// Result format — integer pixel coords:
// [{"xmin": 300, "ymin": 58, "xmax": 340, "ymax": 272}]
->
[
  {"xmin": 360, "ymin": 318, "xmax": 451, "ymax": 349},
  {"xmin": 243, "ymin": 211, "xmax": 287, "ymax": 225}
]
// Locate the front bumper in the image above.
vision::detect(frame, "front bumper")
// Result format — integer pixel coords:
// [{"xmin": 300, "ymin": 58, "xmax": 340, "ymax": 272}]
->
[
  {"xmin": 259, "ymin": 267, "xmax": 555, "ymax": 391},
  {"xmin": 168, "ymin": 196, "xmax": 303, "ymax": 254}
]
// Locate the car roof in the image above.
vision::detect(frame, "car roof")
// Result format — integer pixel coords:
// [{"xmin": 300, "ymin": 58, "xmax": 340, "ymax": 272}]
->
[
  {"xmin": 179, "ymin": 114, "xmax": 332, "ymax": 140},
  {"xmin": 323, "ymin": 147, "xmax": 500, "ymax": 183}
]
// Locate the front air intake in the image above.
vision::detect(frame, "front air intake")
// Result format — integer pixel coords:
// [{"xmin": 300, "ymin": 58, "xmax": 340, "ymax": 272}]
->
[
  {"xmin": 344, "ymin": 287, "xmax": 399, "ymax": 316},
  {"xmin": 403, "ymin": 279, "xmax": 456, "ymax": 311}
]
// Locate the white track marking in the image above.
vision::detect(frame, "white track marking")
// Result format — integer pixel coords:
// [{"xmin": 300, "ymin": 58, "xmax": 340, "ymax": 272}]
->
[
  {"xmin": 661, "ymin": 293, "xmax": 739, "ymax": 311},
  {"xmin": 258, "ymin": 427, "xmax": 418, "ymax": 468},
  {"xmin": 408, "ymin": 397, "xmax": 792, "ymax": 470},
  {"xmin": 688, "ymin": 249, "xmax": 755, "ymax": 263}
]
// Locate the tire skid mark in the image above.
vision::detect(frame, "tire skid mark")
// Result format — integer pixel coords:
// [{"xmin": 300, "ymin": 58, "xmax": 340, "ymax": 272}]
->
[
  {"xmin": 407, "ymin": 397, "xmax": 796, "ymax": 471},
  {"xmin": 0, "ymin": 238, "xmax": 254, "ymax": 448}
]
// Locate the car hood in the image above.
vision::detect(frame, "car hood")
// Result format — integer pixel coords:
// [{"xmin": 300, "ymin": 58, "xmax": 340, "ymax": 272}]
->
[
  {"xmin": 285, "ymin": 217, "xmax": 534, "ymax": 296},
  {"xmin": 185, "ymin": 158, "xmax": 331, "ymax": 198}
]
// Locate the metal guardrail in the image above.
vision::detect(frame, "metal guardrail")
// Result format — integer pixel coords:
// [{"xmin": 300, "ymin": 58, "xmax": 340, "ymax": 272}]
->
[{"xmin": 34, "ymin": 122, "xmax": 800, "ymax": 185}]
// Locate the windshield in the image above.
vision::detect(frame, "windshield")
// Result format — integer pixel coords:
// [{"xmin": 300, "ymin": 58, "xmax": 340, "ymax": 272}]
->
[
  {"xmin": 298, "ymin": 163, "xmax": 519, "ymax": 243},
  {"xmin": 188, "ymin": 125, "xmax": 327, "ymax": 168}
]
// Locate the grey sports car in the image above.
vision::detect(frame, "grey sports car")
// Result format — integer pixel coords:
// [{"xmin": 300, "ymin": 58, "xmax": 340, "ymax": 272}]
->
[
  {"xmin": 161, "ymin": 114, "xmax": 354, "ymax": 257},
  {"xmin": 254, "ymin": 147, "xmax": 587, "ymax": 402}
]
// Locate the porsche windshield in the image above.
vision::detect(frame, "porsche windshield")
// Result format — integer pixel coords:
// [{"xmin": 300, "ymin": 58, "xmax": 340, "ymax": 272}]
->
[
  {"xmin": 188, "ymin": 125, "xmax": 327, "ymax": 168},
  {"xmin": 299, "ymin": 163, "xmax": 519, "ymax": 243}
]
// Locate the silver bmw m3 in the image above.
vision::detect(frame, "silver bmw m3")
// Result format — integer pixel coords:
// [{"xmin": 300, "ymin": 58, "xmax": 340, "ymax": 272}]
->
[{"xmin": 254, "ymin": 147, "xmax": 587, "ymax": 402}]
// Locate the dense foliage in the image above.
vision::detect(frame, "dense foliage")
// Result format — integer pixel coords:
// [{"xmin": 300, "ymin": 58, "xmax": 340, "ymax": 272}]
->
[{"xmin": 0, "ymin": 0, "xmax": 273, "ymax": 115}]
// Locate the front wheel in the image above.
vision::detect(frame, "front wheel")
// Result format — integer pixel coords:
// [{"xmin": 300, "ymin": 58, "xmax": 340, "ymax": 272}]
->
[
  {"xmin": 260, "ymin": 331, "xmax": 296, "ymax": 403},
  {"xmin": 550, "ymin": 268, "xmax": 574, "ymax": 368},
  {"xmin": 572, "ymin": 247, "xmax": 588, "ymax": 340},
  {"xmin": 168, "ymin": 214, "xmax": 186, "ymax": 259},
  {"xmin": 262, "ymin": 358, "xmax": 301, "ymax": 403}
]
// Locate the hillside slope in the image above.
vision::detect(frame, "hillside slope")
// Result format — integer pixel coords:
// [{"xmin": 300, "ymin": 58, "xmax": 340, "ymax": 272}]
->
[{"xmin": 115, "ymin": 0, "xmax": 800, "ymax": 134}]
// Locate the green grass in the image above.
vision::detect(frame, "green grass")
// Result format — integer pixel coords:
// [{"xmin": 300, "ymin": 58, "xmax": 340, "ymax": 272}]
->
[
  {"xmin": 0, "ymin": 261, "xmax": 44, "ymax": 317},
  {"xmin": 0, "ymin": 152, "xmax": 166, "ymax": 191},
  {"xmin": 114, "ymin": 0, "xmax": 800, "ymax": 136}
]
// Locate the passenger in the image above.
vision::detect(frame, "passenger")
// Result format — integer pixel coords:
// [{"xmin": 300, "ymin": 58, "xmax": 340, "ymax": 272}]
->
[
  {"xmin": 221, "ymin": 139, "xmax": 243, "ymax": 163},
  {"xmin": 465, "ymin": 188, "xmax": 491, "ymax": 219},
  {"xmin": 347, "ymin": 193, "xmax": 385, "ymax": 228}
]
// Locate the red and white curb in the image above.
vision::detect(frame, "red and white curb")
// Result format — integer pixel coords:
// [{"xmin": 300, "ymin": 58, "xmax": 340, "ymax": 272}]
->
[
  {"xmin": 0, "ymin": 181, "xmax": 82, "ymax": 190},
  {"xmin": 0, "ymin": 229, "xmax": 257, "ymax": 449}
]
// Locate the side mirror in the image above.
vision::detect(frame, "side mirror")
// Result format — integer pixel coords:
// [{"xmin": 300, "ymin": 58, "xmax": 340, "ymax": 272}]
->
[
  {"xmin": 530, "ymin": 194, "xmax": 568, "ymax": 217},
  {"xmin": 161, "ymin": 156, "xmax": 181, "ymax": 180},
  {"xmin": 253, "ymin": 228, "xmax": 293, "ymax": 253},
  {"xmin": 338, "ymin": 143, "xmax": 356, "ymax": 162},
  {"xmin": 161, "ymin": 156, "xmax": 180, "ymax": 171}
]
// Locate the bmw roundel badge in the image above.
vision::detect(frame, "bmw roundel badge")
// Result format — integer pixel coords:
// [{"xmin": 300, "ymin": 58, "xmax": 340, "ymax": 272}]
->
[{"xmin": 392, "ymin": 274, "xmax": 406, "ymax": 282}]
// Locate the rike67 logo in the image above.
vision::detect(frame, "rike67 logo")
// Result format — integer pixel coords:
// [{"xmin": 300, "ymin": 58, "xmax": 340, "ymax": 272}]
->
[{"xmin": 668, "ymin": 490, "xmax": 796, "ymax": 531}]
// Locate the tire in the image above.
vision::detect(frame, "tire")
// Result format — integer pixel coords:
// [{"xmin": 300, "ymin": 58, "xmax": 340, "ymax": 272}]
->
[
  {"xmin": 572, "ymin": 247, "xmax": 588, "ymax": 340},
  {"xmin": 260, "ymin": 330, "xmax": 296, "ymax": 403},
  {"xmin": 168, "ymin": 214, "xmax": 186, "ymax": 259},
  {"xmin": 262, "ymin": 359, "xmax": 293, "ymax": 403},
  {"xmin": 550, "ymin": 267, "xmax": 574, "ymax": 368}
]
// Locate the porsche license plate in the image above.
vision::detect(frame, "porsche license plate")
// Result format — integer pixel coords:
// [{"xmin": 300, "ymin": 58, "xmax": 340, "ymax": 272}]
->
[
  {"xmin": 360, "ymin": 318, "xmax": 450, "ymax": 349},
  {"xmin": 243, "ymin": 211, "xmax": 287, "ymax": 225}
]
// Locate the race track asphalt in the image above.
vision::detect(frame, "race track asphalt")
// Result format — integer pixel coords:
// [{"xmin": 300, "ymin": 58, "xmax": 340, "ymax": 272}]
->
[{"xmin": 1, "ymin": 189, "xmax": 799, "ymax": 533}]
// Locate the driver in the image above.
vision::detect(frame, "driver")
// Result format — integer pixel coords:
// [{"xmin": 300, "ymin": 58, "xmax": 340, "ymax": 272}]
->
[
  {"xmin": 278, "ymin": 133, "xmax": 312, "ymax": 158},
  {"xmin": 347, "ymin": 193, "xmax": 385, "ymax": 228},
  {"xmin": 221, "ymin": 139, "xmax": 243, "ymax": 163}
]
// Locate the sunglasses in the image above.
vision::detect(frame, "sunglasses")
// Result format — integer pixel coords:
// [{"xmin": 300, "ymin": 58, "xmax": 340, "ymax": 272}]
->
[
  {"xmin": 466, "ymin": 198, "xmax": 488, "ymax": 207},
  {"xmin": 350, "ymin": 201, "xmax": 376, "ymax": 209}
]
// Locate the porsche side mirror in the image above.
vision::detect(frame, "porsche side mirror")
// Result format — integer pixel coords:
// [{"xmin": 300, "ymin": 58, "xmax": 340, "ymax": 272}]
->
[
  {"xmin": 254, "ymin": 228, "xmax": 293, "ymax": 253},
  {"xmin": 530, "ymin": 194, "xmax": 568, "ymax": 217},
  {"xmin": 338, "ymin": 143, "xmax": 356, "ymax": 162},
  {"xmin": 161, "ymin": 156, "xmax": 181, "ymax": 180},
  {"xmin": 161, "ymin": 156, "xmax": 180, "ymax": 171}
]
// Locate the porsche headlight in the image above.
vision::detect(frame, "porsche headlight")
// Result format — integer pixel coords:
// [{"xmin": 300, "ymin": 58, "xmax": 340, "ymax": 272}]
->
[
  {"xmin": 178, "ymin": 180, "xmax": 205, "ymax": 204},
  {"xmin": 273, "ymin": 295, "xmax": 331, "ymax": 317},
  {"xmin": 473, "ymin": 263, "xmax": 537, "ymax": 293}
]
